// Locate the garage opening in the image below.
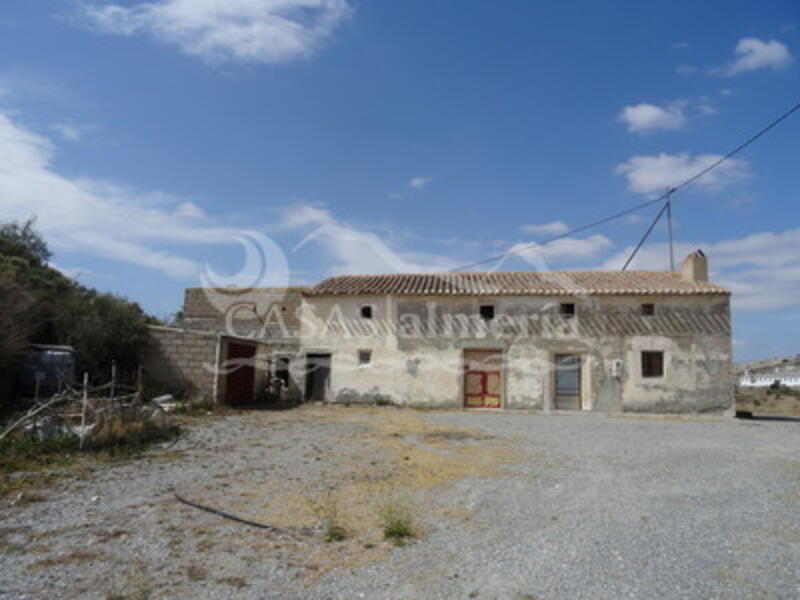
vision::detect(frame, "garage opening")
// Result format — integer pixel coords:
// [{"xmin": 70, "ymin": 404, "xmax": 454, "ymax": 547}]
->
[
  {"xmin": 464, "ymin": 349, "xmax": 503, "ymax": 409},
  {"xmin": 305, "ymin": 353, "xmax": 331, "ymax": 402},
  {"xmin": 554, "ymin": 354, "xmax": 583, "ymax": 410},
  {"xmin": 223, "ymin": 341, "xmax": 257, "ymax": 405}
]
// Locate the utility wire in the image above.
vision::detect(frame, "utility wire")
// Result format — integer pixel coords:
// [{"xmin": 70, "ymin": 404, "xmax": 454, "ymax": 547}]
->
[
  {"xmin": 450, "ymin": 99, "xmax": 800, "ymax": 272},
  {"xmin": 621, "ymin": 202, "xmax": 669, "ymax": 271}
]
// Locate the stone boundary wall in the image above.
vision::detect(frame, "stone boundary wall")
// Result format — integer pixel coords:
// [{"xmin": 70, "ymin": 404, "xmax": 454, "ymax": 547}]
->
[{"xmin": 144, "ymin": 325, "xmax": 219, "ymax": 400}]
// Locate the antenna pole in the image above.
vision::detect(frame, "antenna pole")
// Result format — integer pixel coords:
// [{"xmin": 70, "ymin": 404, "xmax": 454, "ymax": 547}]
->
[{"xmin": 666, "ymin": 190, "xmax": 675, "ymax": 272}]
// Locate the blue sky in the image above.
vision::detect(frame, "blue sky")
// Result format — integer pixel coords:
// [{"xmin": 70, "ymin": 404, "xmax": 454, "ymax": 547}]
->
[{"xmin": 0, "ymin": 0, "xmax": 798, "ymax": 361}]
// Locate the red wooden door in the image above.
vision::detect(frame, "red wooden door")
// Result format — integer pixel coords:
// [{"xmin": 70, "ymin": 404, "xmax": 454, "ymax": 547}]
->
[{"xmin": 224, "ymin": 342, "xmax": 256, "ymax": 404}]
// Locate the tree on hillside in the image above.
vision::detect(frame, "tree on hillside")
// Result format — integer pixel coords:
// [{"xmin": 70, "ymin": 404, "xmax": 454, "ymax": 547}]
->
[{"xmin": 0, "ymin": 219, "xmax": 155, "ymax": 390}]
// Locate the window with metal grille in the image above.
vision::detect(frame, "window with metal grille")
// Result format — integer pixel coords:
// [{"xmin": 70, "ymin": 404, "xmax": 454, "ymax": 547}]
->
[
  {"xmin": 641, "ymin": 303, "xmax": 655, "ymax": 316},
  {"xmin": 360, "ymin": 305, "xmax": 373, "ymax": 319},
  {"xmin": 479, "ymin": 305, "xmax": 495, "ymax": 321},
  {"xmin": 560, "ymin": 303, "xmax": 575, "ymax": 318},
  {"xmin": 641, "ymin": 351, "xmax": 664, "ymax": 378}
]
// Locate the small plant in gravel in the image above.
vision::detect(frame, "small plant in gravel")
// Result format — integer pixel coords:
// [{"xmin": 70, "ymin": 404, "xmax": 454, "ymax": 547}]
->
[
  {"xmin": 187, "ymin": 565, "xmax": 208, "ymax": 581},
  {"xmin": 379, "ymin": 493, "xmax": 414, "ymax": 545},
  {"xmin": 309, "ymin": 489, "xmax": 347, "ymax": 542}
]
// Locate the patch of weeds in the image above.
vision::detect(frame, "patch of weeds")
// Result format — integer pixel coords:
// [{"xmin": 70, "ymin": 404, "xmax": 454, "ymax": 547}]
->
[
  {"xmin": 0, "ymin": 527, "xmax": 29, "ymax": 554},
  {"xmin": 89, "ymin": 418, "xmax": 180, "ymax": 460},
  {"xmin": 378, "ymin": 493, "xmax": 414, "ymax": 545},
  {"xmin": 171, "ymin": 397, "xmax": 219, "ymax": 417},
  {"xmin": 217, "ymin": 576, "xmax": 247, "ymax": 589},
  {"xmin": 308, "ymin": 490, "xmax": 347, "ymax": 542},
  {"xmin": 28, "ymin": 549, "xmax": 106, "ymax": 570},
  {"xmin": 422, "ymin": 430, "xmax": 493, "ymax": 442},
  {"xmin": 187, "ymin": 565, "xmax": 208, "ymax": 581},
  {"xmin": 106, "ymin": 564, "xmax": 152, "ymax": 600},
  {"xmin": 0, "ymin": 471, "xmax": 61, "ymax": 501},
  {"xmin": 0, "ymin": 432, "xmax": 79, "ymax": 475},
  {"xmin": 8, "ymin": 490, "xmax": 47, "ymax": 506}
]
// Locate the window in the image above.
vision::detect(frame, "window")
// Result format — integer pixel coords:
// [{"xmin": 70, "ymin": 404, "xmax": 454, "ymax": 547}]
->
[
  {"xmin": 358, "ymin": 350, "xmax": 372, "ymax": 366},
  {"xmin": 360, "ymin": 305, "xmax": 373, "ymax": 319},
  {"xmin": 560, "ymin": 303, "xmax": 576, "ymax": 318},
  {"xmin": 479, "ymin": 305, "xmax": 495, "ymax": 321},
  {"xmin": 641, "ymin": 303, "xmax": 655, "ymax": 316},
  {"xmin": 641, "ymin": 351, "xmax": 664, "ymax": 378}
]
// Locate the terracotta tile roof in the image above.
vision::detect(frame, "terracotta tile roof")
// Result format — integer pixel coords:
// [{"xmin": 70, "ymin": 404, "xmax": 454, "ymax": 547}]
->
[{"xmin": 305, "ymin": 271, "xmax": 730, "ymax": 297}]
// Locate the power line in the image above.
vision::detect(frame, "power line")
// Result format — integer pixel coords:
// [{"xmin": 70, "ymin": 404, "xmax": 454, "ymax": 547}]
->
[
  {"xmin": 621, "ymin": 201, "xmax": 669, "ymax": 271},
  {"xmin": 450, "ymin": 98, "xmax": 800, "ymax": 272}
]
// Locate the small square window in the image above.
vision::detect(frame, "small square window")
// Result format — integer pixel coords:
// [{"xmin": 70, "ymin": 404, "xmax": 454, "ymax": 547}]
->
[
  {"xmin": 358, "ymin": 350, "xmax": 372, "ymax": 366},
  {"xmin": 360, "ymin": 305, "xmax": 373, "ymax": 319},
  {"xmin": 560, "ymin": 303, "xmax": 575, "ymax": 318},
  {"xmin": 641, "ymin": 303, "xmax": 655, "ymax": 316},
  {"xmin": 641, "ymin": 351, "xmax": 664, "ymax": 378},
  {"xmin": 479, "ymin": 305, "xmax": 495, "ymax": 321}
]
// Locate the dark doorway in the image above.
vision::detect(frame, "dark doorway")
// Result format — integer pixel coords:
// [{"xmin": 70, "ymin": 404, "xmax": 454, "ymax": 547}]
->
[
  {"xmin": 224, "ymin": 342, "xmax": 257, "ymax": 405},
  {"xmin": 275, "ymin": 356, "xmax": 291, "ymax": 388},
  {"xmin": 554, "ymin": 354, "xmax": 582, "ymax": 410},
  {"xmin": 305, "ymin": 353, "xmax": 331, "ymax": 402}
]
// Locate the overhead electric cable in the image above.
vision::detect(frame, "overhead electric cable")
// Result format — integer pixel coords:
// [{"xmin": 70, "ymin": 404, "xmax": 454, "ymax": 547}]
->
[
  {"xmin": 621, "ymin": 202, "xmax": 669, "ymax": 271},
  {"xmin": 450, "ymin": 99, "xmax": 800, "ymax": 272}
]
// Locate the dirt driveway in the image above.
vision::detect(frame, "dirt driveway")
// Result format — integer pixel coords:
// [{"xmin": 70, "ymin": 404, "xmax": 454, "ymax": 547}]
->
[{"xmin": 2, "ymin": 406, "xmax": 799, "ymax": 599}]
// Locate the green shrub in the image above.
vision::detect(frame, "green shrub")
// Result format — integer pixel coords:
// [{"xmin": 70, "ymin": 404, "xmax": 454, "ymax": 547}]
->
[
  {"xmin": 309, "ymin": 490, "xmax": 347, "ymax": 542},
  {"xmin": 379, "ymin": 494, "xmax": 414, "ymax": 544}
]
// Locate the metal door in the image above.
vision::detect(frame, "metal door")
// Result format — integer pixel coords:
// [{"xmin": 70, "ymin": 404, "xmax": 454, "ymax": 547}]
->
[
  {"xmin": 555, "ymin": 354, "xmax": 582, "ymax": 410},
  {"xmin": 223, "ymin": 342, "xmax": 256, "ymax": 404},
  {"xmin": 464, "ymin": 349, "xmax": 502, "ymax": 408}
]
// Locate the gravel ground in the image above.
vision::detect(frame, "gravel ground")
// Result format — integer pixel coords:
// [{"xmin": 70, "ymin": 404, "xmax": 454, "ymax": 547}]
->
[{"xmin": 1, "ymin": 406, "xmax": 798, "ymax": 599}]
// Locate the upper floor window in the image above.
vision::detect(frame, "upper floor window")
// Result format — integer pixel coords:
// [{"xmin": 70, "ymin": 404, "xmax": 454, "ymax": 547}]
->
[
  {"xmin": 641, "ymin": 303, "xmax": 655, "ymax": 316},
  {"xmin": 360, "ymin": 305, "xmax": 373, "ymax": 319},
  {"xmin": 560, "ymin": 303, "xmax": 576, "ymax": 318},
  {"xmin": 641, "ymin": 351, "xmax": 664, "ymax": 378},
  {"xmin": 479, "ymin": 305, "xmax": 495, "ymax": 321}
]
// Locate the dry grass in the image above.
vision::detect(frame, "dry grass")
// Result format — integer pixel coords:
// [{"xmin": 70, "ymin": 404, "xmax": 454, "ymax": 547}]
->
[
  {"xmin": 737, "ymin": 388, "xmax": 800, "ymax": 416},
  {"xmin": 28, "ymin": 549, "xmax": 107, "ymax": 570},
  {"xmin": 200, "ymin": 406, "xmax": 521, "ymax": 578}
]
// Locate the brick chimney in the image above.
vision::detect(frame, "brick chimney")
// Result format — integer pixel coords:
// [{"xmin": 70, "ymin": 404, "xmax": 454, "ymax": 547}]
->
[{"xmin": 681, "ymin": 249, "xmax": 708, "ymax": 283}]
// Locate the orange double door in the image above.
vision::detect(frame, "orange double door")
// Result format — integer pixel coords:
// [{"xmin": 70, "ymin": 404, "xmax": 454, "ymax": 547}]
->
[{"xmin": 463, "ymin": 349, "xmax": 503, "ymax": 409}]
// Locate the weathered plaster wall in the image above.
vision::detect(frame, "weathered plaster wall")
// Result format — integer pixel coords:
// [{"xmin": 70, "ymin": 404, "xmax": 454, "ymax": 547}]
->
[{"xmin": 299, "ymin": 293, "xmax": 733, "ymax": 414}]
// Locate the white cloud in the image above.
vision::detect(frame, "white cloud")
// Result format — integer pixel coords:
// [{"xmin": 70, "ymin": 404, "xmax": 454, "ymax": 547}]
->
[
  {"xmin": 52, "ymin": 122, "xmax": 84, "ymax": 142},
  {"xmin": 0, "ymin": 109, "xmax": 242, "ymax": 278},
  {"xmin": 599, "ymin": 228, "xmax": 800, "ymax": 312},
  {"xmin": 671, "ymin": 41, "xmax": 691, "ymax": 51},
  {"xmin": 511, "ymin": 234, "xmax": 613, "ymax": 265},
  {"xmin": 615, "ymin": 152, "xmax": 750, "ymax": 196},
  {"xmin": 408, "ymin": 176, "xmax": 433, "ymax": 191},
  {"xmin": 283, "ymin": 203, "xmax": 457, "ymax": 274},
  {"xmin": 618, "ymin": 102, "xmax": 687, "ymax": 133},
  {"xmin": 722, "ymin": 37, "xmax": 792, "ymax": 76},
  {"xmin": 520, "ymin": 221, "xmax": 569, "ymax": 236},
  {"xmin": 78, "ymin": 0, "xmax": 352, "ymax": 66},
  {"xmin": 173, "ymin": 201, "xmax": 206, "ymax": 219}
]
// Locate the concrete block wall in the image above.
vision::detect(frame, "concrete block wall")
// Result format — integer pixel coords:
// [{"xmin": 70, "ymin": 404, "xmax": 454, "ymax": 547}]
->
[
  {"xmin": 144, "ymin": 325, "xmax": 219, "ymax": 400},
  {"xmin": 182, "ymin": 287, "xmax": 306, "ymax": 339}
]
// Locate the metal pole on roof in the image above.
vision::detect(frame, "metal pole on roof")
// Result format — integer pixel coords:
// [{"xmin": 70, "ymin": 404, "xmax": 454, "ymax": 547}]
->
[
  {"xmin": 666, "ymin": 190, "xmax": 675, "ymax": 272},
  {"xmin": 621, "ymin": 201, "xmax": 670, "ymax": 271}
]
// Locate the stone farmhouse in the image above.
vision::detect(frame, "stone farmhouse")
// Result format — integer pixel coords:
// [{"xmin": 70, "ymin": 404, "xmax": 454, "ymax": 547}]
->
[{"xmin": 145, "ymin": 250, "xmax": 734, "ymax": 414}]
